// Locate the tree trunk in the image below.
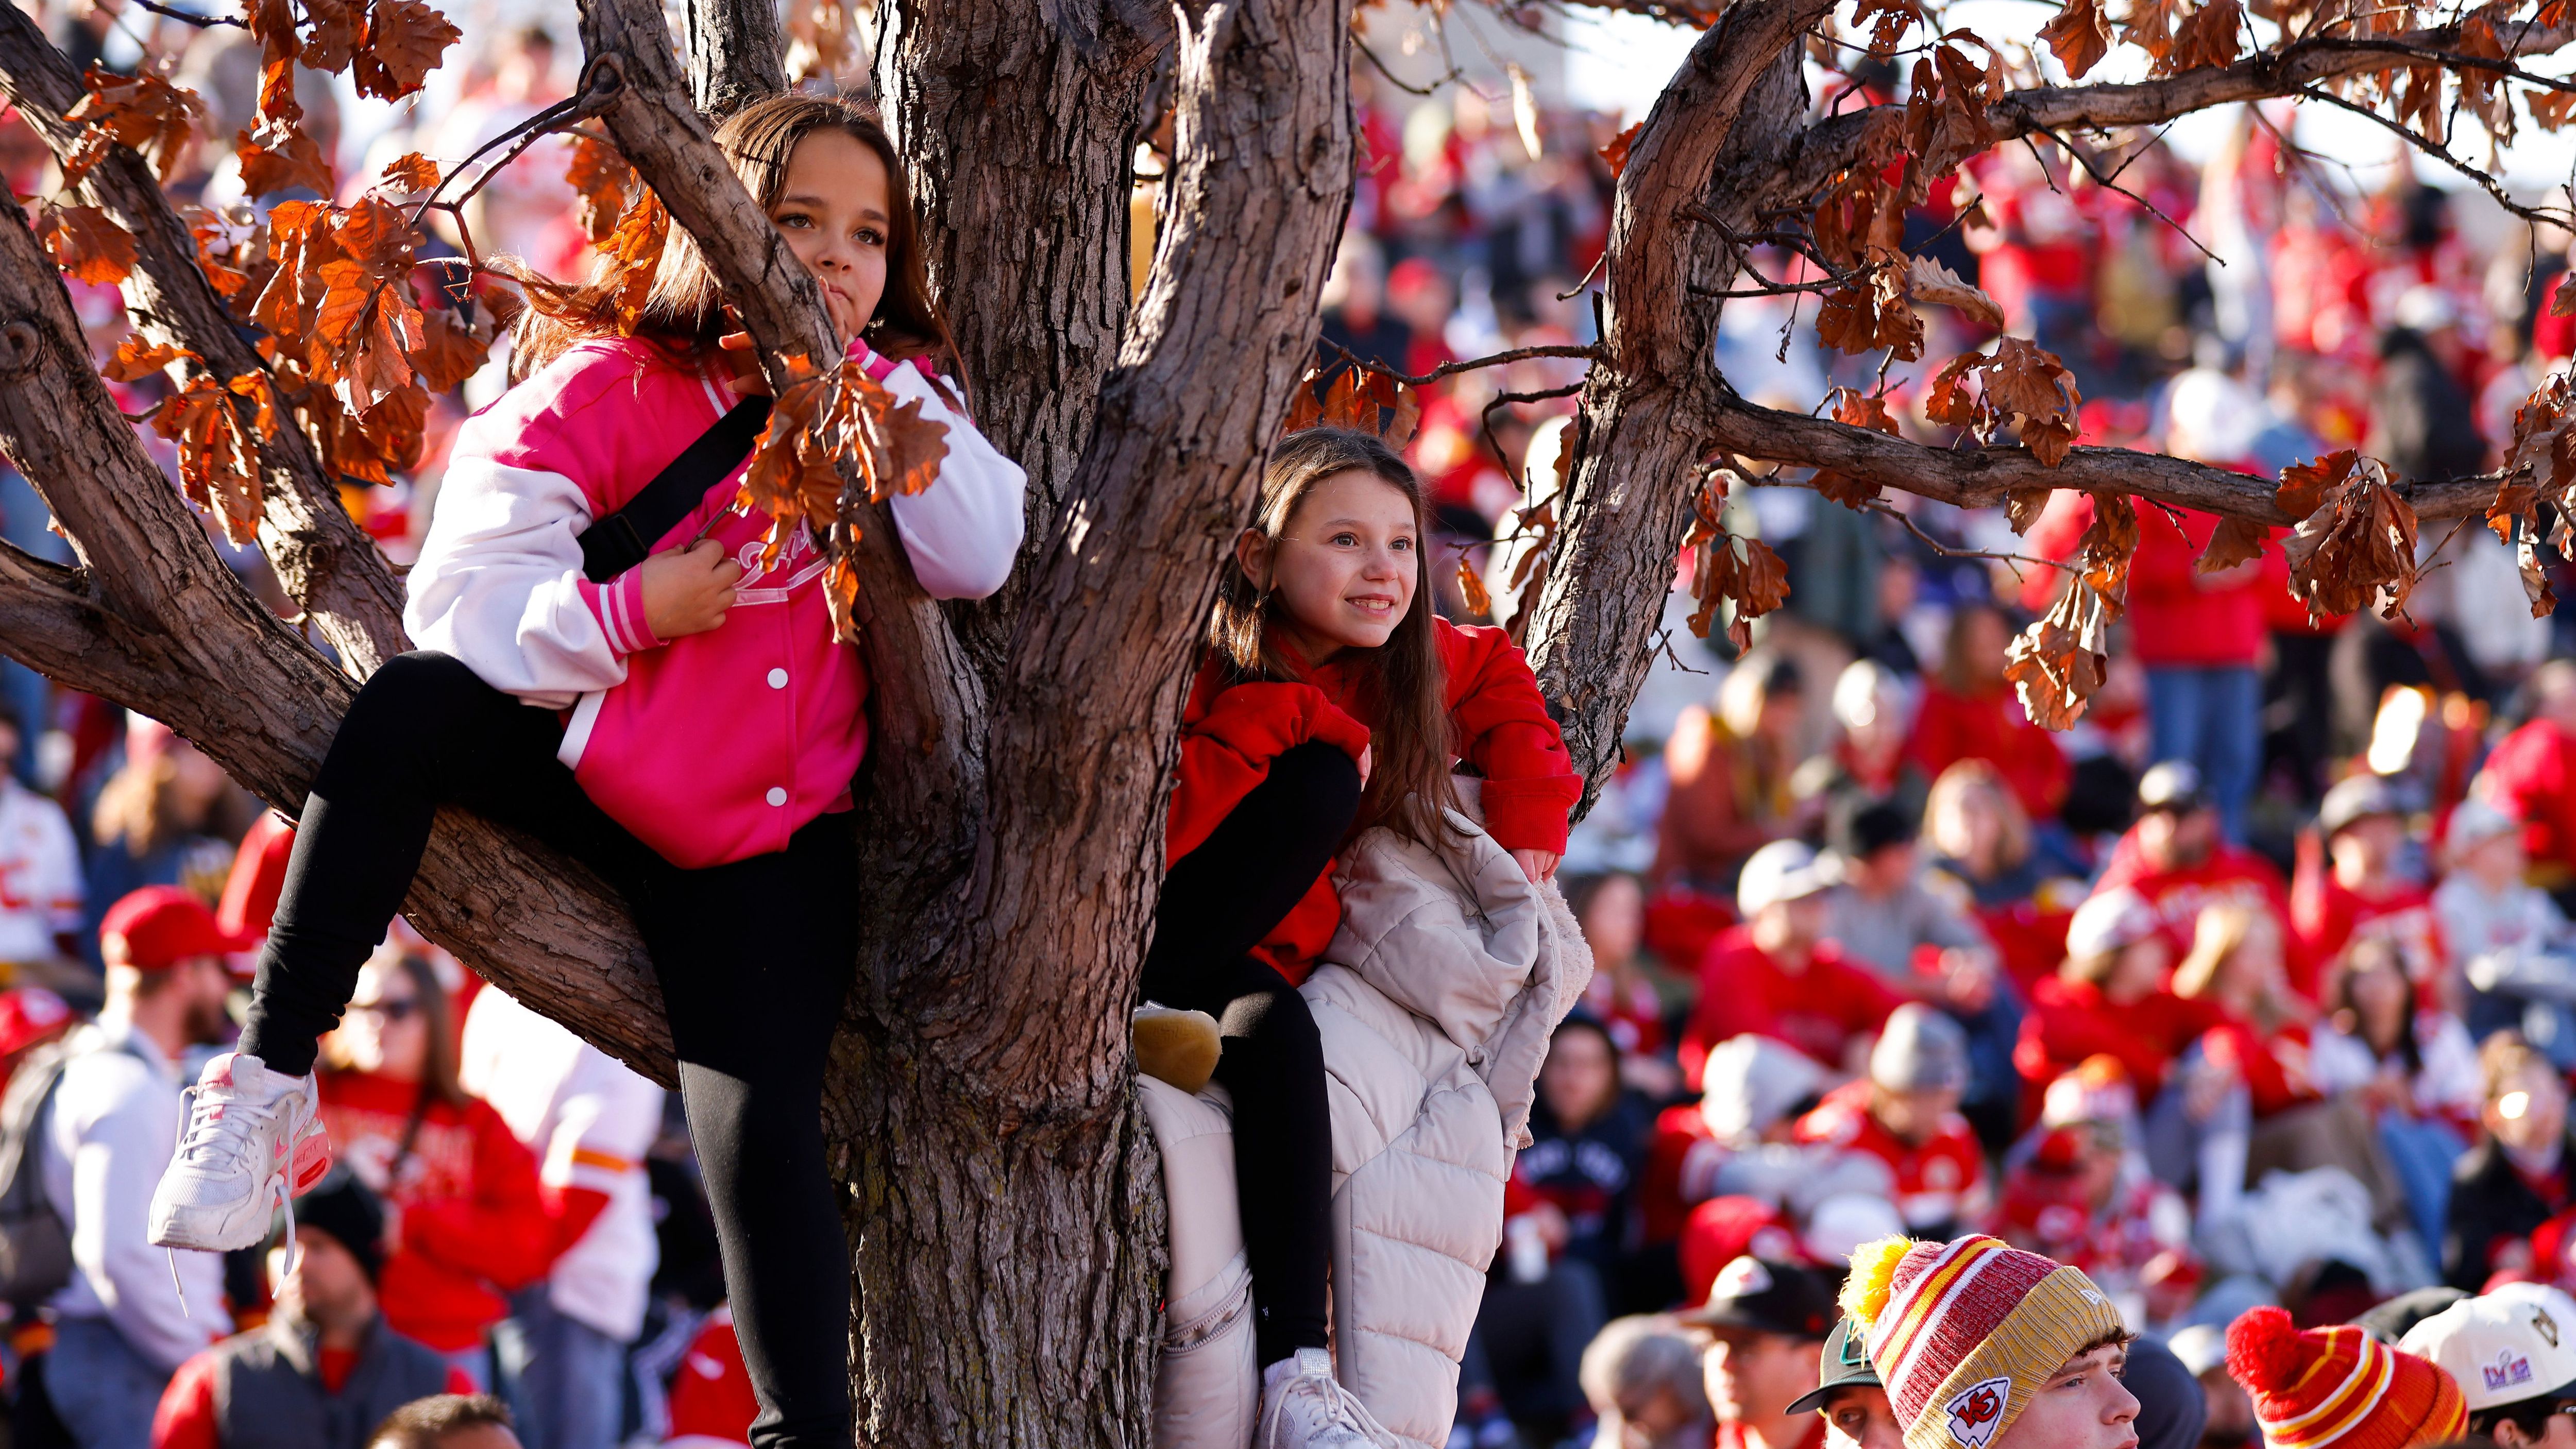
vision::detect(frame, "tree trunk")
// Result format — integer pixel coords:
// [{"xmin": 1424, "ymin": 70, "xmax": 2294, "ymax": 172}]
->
[{"xmin": 875, "ymin": 0, "xmax": 1170, "ymax": 683}]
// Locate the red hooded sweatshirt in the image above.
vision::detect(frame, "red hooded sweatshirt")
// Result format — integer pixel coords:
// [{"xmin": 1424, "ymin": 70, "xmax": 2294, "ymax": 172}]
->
[{"xmin": 1167, "ymin": 618, "xmax": 1582, "ymax": 985}]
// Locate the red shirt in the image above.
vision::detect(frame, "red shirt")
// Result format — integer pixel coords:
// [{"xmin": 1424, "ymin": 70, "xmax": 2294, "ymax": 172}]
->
[
  {"xmin": 317, "ymin": 1072, "xmax": 556, "ymax": 1352},
  {"xmin": 2198, "ymin": 1018, "xmax": 2319, "ymax": 1120},
  {"xmin": 1907, "ymin": 683, "xmax": 2071, "ymax": 819},
  {"xmin": 1680, "ymin": 927, "xmax": 1904, "ymax": 1087},
  {"xmin": 2091, "ymin": 830, "xmax": 2294, "ymax": 960},
  {"xmin": 2291, "ymin": 871, "xmax": 2443, "ymax": 997},
  {"xmin": 1717, "ymin": 1417, "xmax": 1828, "ymax": 1449},
  {"xmin": 150, "ymin": 1334, "xmax": 475, "ymax": 1449},
  {"xmin": 2016, "ymin": 977, "xmax": 2225, "ymax": 1097},
  {"xmin": 2484, "ymin": 719, "xmax": 2576, "ymax": 880},
  {"xmin": 1642, "ymin": 1103, "xmax": 1726, "ymax": 1245},
  {"xmin": 1792, "ymin": 1081, "xmax": 1989, "ymax": 1231},
  {"xmin": 1166, "ymin": 620, "xmax": 1583, "ymax": 984}
]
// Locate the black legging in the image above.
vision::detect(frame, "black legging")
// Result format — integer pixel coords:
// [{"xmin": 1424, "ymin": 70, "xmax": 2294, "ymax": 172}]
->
[
  {"xmin": 1140, "ymin": 740, "xmax": 1361, "ymax": 1366},
  {"xmin": 238, "ymin": 652, "xmax": 856, "ymax": 1449}
]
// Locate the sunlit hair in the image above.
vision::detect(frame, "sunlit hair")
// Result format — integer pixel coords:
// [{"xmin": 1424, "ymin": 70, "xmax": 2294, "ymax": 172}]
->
[
  {"xmin": 1209, "ymin": 427, "xmax": 1455, "ymax": 844},
  {"xmin": 1924, "ymin": 759, "xmax": 2029, "ymax": 874},
  {"xmin": 510, "ymin": 93, "xmax": 956, "ymax": 388},
  {"xmin": 2480, "ymin": 1027, "xmax": 2550, "ymax": 1103}
]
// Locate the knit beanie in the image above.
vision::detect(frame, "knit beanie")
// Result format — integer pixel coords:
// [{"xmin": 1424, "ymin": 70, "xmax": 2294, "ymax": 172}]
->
[
  {"xmin": 1839, "ymin": 1234, "xmax": 2128, "ymax": 1449},
  {"xmin": 2224, "ymin": 1305, "xmax": 2465, "ymax": 1449},
  {"xmin": 284, "ymin": 1167, "xmax": 387, "ymax": 1285}
]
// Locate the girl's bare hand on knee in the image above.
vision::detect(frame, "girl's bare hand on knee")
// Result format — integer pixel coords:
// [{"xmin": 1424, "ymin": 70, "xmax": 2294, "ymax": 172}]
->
[{"xmin": 641, "ymin": 540, "xmax": 744, "ymax": 640}]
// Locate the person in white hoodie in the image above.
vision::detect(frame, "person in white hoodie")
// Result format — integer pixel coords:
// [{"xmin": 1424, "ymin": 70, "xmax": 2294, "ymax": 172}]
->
[
  {"xmin": 41, "ymin": 887, "xmax": 247, "ymax": 1449},
  {"xmin": 462, "ymin": 986, "xmax": 665, "ymax": 1449}
]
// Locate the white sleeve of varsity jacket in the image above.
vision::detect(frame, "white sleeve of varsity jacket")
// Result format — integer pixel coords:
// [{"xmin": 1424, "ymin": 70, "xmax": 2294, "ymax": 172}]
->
[
  {"xmin": 880, "ymin": 363, "xmax": 1027, "ymax": 601},
  {"xmin": 404, "ymin": 453, "xmax": 630, "ymax": 711}
]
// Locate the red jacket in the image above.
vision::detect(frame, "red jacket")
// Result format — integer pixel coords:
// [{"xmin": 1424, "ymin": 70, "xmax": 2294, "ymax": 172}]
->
[
  {"xmin": 2484, "ymin": 720, "xmax": 2576, "ymax": 880},
  {"xmin": 2198, "ymin": 1018, "xmax": 2320, "ymax": 1120},
  {"xmin": 2091, "ymin": 830, "xmax": 2296, "ymax": 973},
  {"xmin": 2016, "ymin": 976, "xmax": 2225, "ymax": 1098},
  {"xmin": 1680, "ymin": 927, "xmax": 1904, "ymax": 1086},
  {"xmin": 151, "ymin": 1339, "xmax": 473, "ymax": 1449},
  {"xmin": 1792, "ymin": 1080, "xmax": 1989, "ymax": 1230},
  {"xmin": 317, "ymin": 1072, "xmax": 555, "ymax": 1352},
  {"xmin": 1166, "ymin": 620, "xmax": 1582, "ymax": 984},
  {"xmin": 1906, "ymin": 682, "xmax": 2071, "ymax": 818}
]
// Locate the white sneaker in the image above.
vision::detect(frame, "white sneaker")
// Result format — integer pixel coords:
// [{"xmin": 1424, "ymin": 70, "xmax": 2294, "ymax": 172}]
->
[
  {"xmin": 148, "ymin": 1052, "xmax": 330, "ymax": 1252},
  {"xmin": 1258, "ymin": 1349, "xmax": 1403, "ymax": 1449}
]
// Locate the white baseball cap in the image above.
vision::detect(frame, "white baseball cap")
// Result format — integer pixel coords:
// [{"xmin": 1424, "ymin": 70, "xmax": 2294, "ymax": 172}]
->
[
  {"xmin": 2064, "ymin": 887, "xmax": 2161, "ymax": 960},
  {"xmin": 1736, "ymin": 840, "xmax": 1832, "ymax": 917},
  {"xmin": 2401, "ymin": 1289, "xmax": 2576, "ymax": 1411}
]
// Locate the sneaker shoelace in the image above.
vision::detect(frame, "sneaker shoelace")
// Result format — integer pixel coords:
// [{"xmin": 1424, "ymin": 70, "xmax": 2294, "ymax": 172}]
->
[
  {"xmin": 163, "ymin": 1078, "xmax": 308, "ymax": 1304},
  {"xmin": 1259, "ymin": 1367, "xmax": 1401, "ymax": 1449}
]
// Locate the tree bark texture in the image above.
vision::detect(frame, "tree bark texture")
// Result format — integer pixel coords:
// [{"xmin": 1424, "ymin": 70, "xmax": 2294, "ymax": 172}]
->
[
  {"xmin": 684, "ymin": 0, "xmax": 787, "ymax": 120},
  {"xmin": 0, "ymin": 2, "xmax": 412, "ymax": 678},
  {"xmin": 875, "ymin": 0, "xmax": 1171, "ymax": 685},
  {"xmin": 831, "ymin": 0, "xmax": 1353, "ymax": 1441}
]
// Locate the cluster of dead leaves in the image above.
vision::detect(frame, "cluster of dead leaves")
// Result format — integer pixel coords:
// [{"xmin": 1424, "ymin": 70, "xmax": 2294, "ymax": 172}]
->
[
  {"xmin": 38, "ymin": 69, "xmax": 211, "ymax": 288},
  {"xmin": 2493, "ymin": 372, "xmax": 2576, "ymax": 616},
  {"xmin": 99, "ymin": 335, "xmax": 277, "ymax": 540},
  {"xmin": 1680, "ymin": 470, "xmax": 1790, "ymax": 652},
  {"xmin": 784, "ymin": 0, "xmax": 866, "ymax": 84},
  {"xmin": 2277, "ymin": 449, "xmax": 2419, "ymax": 623},
  {"xmin": 1281, "ymin": 365, "xmax": 1423, "ymax": 445},
  {"xmin": 738, "ymin": 353, "xmax": 954, "ymax": 642},
  {"xmin": 1925, "ymin": 337, "xmax": 2084, "ymax": 466},
  {"xmin": 549, "ymin": 137, "xmax": 669, "ymax": 336},
  {"xmin": 2038, "ymin": 0, "xmax": 2242, "ymax": 82},
  {"xmin": 2005, "ymin": 580, "xmax": 2115, "ymax": 729},
  {"xmin": 235, "ymin": 0, "xmax": 458, "ymax": 198}
]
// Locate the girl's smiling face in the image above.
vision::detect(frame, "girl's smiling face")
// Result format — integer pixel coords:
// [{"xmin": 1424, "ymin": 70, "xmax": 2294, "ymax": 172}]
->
[
  {"xmin": 1241, "ymin": 468, "xmax": 1420, "ymax": 665},
  {"xmin": 769, "ymin": 127, "xmax": 891, "ymax": 347}
]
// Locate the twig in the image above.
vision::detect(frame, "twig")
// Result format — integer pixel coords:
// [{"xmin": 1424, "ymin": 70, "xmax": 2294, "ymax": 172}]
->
[
  {"xmin": 1479, "ymin": 381, "xmax": 1588, "ymax": 478},
  {"xmin": 121, "ymin": 0, "xmax": 243, "ymax": 27},
  {"xmin": 1860, "ymin": 495, "xmax": 2072, "ymax": 585},
  {"xmin": 1354, "ymin": 32, "xmax": 1459, "ymax": 98},
  {"xmin": 2026, "ymin": 128, "xmax": 2222, "ymax": 264},
  {"xmin": 2296, "ymin": 86, "xmax": 2572, "ymax": 230},
  {"xmin": 1318, "ymin": 338, "xmax": 1602, "ymax": 388}
]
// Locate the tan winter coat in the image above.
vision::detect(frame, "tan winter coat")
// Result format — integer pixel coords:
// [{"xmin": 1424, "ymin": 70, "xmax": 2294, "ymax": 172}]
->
[{"xmin": 1143, "ymin": 788, "xmax": 1592, "ymax": 1449}]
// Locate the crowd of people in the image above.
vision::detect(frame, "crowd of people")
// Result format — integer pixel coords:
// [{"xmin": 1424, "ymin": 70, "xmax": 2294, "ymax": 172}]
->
[{"xmin": 19, "ymin": 0, "xmax": 2576, "ymax": 1446}]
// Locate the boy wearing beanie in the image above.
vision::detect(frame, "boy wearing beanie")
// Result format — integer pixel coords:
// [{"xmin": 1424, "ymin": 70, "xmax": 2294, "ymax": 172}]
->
[
  {"xmin": 1837, "ymin": 1234, "xmax": 2135, "ymax": 1449},
  {"xmin": 2223, "ymin": 1305, "xmax": 2466, "ymax": 1449}
]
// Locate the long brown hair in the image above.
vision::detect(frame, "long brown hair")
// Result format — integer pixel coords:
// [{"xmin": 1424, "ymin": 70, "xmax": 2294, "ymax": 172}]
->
[
  {"xmin": 1211, "ymin": 427, "xmax": 1456, "ymax": 844},
  {"xmin": 512, "ymin": 93, "xmax": 957, "ymax": 386}
]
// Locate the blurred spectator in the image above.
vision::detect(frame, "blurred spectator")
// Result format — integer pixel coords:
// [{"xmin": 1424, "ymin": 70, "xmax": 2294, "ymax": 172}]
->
[
  {"xmin": 1906, "ymin": 604, "xmax": 2070, "ymax": 822},
  {"xmin": 1790, "ymin": 1005, "xmax": 1988, "ymax": 1235},
  {"xmin": 2311, "ymin": 938, "xmax": 2478, "ymax": 1258},
  {"xmin": 2161, "ymin": 1325, "xmax": 2252, "ymax": 1449},
  {"xmin": 1578, "ymin": 1316, "xmax": 1710, "ymax": 1449},
  {"xmin": 2445, "ymin": 1030, "xmax": 2576, "ymax": 1287},
  {"xmin": 1784, "ymin": 1316, "xmax": 1896, "ymax": 1449},
  {"xmin": 2436, "ymin": 794, "xmax": 2576, "ymax": 1062},
  {"xmin": 1791, "ymin": 663, "xmax": 1922, "ymax": 826},
  {"xmin": 1681, "ymin": 841, "xmax": 1902, "ymax": 1086},
  {"xmin": 1656, "ymin": 660, "xmax": 1805, "ymax": 896},
  {"xmin": 42, "ymin": 888, "xmax": 249, "ymax": 1449},
  {"xmin": 1567, "ymin": 873, "xmax": 1684, "ymax": 1100},
  {"xmin": 462, "ymin": 988, "xmax": 664, "ymax": 1449},
  {"xmin": 1921, "ymin": 761, "xmax": 2087, "ymax": 989},
  {"xmin": 151, "ymin": 1170, "xmax": 465, "ymax": 1449},
  {"xmin": 1640, "ymin": 1034, "xmax": 1830, "ymax": 1254},
  {"xmin": 2019, "ymin": 888, "xmax": 2219, "ymax": 1100},
  {"xmin": 365, "ymin": 1394, "xmax": 523, "ymax": 1449},
  {"xmin": 1515, "ymin": 1015, "xmax": 1654, "ymax": 1306},
  {"xmin": 318, "ymin": 952, "xmax": 552, "ymax": 1387},
  {"xmin": 2290, "ymin": 775, "xmax": 2441, "ymax": 994},
  {"xmin": 0, "ymin": 696, "xmax": 83, "ymax": 984},
  {"xmin": 2092, "ymin": 763, "xmax": 2296, "ymax": 989},
  {"xmin": 2481, "ymin": 660, "xmax": 2576, "ymax": 900},
  {"xmin": 1681, "ymin": 1258, "xmax": 1835, "ymax": 1449},
  {"xmin": 83, "ymin": 719, "xmax": 246, "ymax": 971}
]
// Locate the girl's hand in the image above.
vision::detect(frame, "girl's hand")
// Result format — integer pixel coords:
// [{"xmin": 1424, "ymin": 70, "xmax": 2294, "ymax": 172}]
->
[
  {"xmin": 1356, "ymin": 745, "xmax": 1371, "ymax": 786},
  {"xmin": 1513, "ymin": 848, "xmax": 1561, "ymax": 883},
  {"xmin": 718, "ymin": 308, "xmax": 769, "ymax": 398},
  {"xmin": 641, "ymin": 539, "xmax": 744, "ymax": 640}
]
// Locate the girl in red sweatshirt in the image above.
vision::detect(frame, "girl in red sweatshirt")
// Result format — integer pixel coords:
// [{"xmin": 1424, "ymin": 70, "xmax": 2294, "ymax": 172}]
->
[
  {"xmin": 1157, "ymin": 427, "xmax": 1580, "ymax": 1436},
  {"xmin": 316, "ymin": 951, "xmax": 549, "ymax": 1383}
]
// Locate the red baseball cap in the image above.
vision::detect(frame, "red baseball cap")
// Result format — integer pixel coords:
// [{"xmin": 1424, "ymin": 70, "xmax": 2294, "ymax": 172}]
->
[
  {"xmin": 98, "ymin": 887, "xmax": 259, "ymax": 971},
  {"xmin": 0, "ymin": 990, "xmax": 71, "ymax": 1059}
]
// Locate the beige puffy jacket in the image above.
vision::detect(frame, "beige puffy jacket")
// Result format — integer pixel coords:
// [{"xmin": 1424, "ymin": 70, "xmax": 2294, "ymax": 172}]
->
[{"xmin": 1143, "ymin": 790, "xmax": 1592, "ymax": 1449}]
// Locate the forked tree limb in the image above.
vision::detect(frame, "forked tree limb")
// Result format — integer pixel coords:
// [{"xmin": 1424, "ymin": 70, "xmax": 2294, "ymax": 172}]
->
[
  {"xmin": 0, "ymin": 204, "xmax": 676, "ymax": 1083},
  {"xmin": 683, "ymin": 0, "xmax": 786, "ymax": 120},
  {"xmin": 0, "ymin": 4, "xmax": 412, "ymax": 678}
]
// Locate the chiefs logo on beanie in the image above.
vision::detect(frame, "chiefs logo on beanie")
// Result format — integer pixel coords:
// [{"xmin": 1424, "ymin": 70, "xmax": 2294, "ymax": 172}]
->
[
  {"xmin": 2226, "ymin": 1306, "xmax": 2465, "ymax": 1449},
  {"xmin": 1839, "ymin": 1234, "xmax": 2129, "ymax": 1449}
]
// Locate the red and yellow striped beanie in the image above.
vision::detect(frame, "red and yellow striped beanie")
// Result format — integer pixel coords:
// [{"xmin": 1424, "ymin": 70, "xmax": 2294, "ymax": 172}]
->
[
  {"xmin": 2224, "ymin": 1306, "xmax": 2466, "ymax": 1449},
  {"xmin": 1839, "ymin": 1234, "xmax": 2128, "ymax": 1449}
]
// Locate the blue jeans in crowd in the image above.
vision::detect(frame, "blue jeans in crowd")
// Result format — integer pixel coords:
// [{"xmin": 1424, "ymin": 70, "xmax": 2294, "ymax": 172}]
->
[
  {"xmin": 2146, "ymin": 664, "xmax": 2261, "ymax": 842},
  {"xmin": 47, "ymin": 1316, "xmax": 171, "ymax": 1449},
  {"xmin": 498, "ymin": 1287, "xmax": 631, "ymax": 1449},
  {"xmin": 2378, "ymin": 1112, "xmax": 2469, "ymax": 1257}
]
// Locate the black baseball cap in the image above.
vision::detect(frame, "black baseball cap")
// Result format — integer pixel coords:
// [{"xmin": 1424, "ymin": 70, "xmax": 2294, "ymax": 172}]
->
[
  {"xmin": 1787, "ymin": 1316, "xmax": 1882, "ymax": 1416},
  {"xmin": 1679, "ymin": 1257, "xmax": 1837, "ymax": 1340}
]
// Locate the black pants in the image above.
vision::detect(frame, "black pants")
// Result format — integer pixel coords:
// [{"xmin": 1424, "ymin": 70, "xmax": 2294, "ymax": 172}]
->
[
  {"xmin": 1140, "ymin": 741, "xmax": 1361, "ymax": 1366},
  {"xmin": 238, "ymin": 653, "xmax": 857, "ymax": 1449}
]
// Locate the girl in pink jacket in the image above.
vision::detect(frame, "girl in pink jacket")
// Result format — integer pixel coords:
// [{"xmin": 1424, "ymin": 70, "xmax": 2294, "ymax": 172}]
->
[{"xmin": 148, "ymin": 94, "xmax": 1025, "ymax": 1448}]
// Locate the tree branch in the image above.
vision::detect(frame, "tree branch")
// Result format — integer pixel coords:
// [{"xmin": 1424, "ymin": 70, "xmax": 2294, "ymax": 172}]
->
[
  {"xmin": 0, "ymin": 201, "xmax": 674, "ymax": 1085},
  {"xmin": 0, "ymin": 4, "xmax": 412, "ymax": 678}
]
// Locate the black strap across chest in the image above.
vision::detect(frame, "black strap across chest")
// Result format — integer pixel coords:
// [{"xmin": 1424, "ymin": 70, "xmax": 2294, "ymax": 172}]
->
[{"xmin": 575, "ymin": 395, "xmax": 773, "ymax": 584}]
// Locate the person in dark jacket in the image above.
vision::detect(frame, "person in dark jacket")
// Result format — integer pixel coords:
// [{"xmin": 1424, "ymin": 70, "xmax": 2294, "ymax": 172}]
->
[
  {"xmin": 150, "ymin": 1170, "xmax": 466, "ymax": 1449},
  {"xmin": 2443, "ymin": 1031, "xmax": 2575, "ymax": 1289}
]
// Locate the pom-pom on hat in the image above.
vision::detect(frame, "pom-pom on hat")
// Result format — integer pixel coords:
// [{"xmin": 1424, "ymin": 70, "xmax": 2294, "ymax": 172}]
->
[
  {"xmin": 1838, "ymin": 1234, "xmax": 2127, "ymax": 1449},
  {"xmin": 2226, "ymin": 1305, "xmax": 2465, "ymax": 1449}
]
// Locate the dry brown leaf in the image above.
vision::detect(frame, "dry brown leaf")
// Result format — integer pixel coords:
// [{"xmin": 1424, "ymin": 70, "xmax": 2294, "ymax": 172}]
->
[
  {"xmin": 1600, "ymin": 122, "xmax": 1643, "ymax": 179},
  {"xmin": 1905, "ymin": 254, "xmax": 2005, "ymax": 331},
  {"xmin": 2198, "ymin": 516, "xmax": 2270, "ymax": 574},
  {"xmin": 2281, "ymin": 453, "xmax": 2417, "ymax": 622},
  {"xmin": 2039, "ymin": 0, "xmax": 2113, "ymax": 77},
  {"xmin": 153, "ymin": 375, "xmax": 262, "ymax": 541},
  {"xmin": 353, "ymin": 0, "xmax": 461, "ymax": 99},
  {"xmin": 565, "ymin": 137, "xmax": 636, "ymax": 246},
  {"xmin": 40, "ymin": 206, "xmax": 137, "ymax": 285},
  {"xmin": 408, "ymin": 301, "xmax": 491, "ymax": 393},
  {"xmin": 1921, "ymin": 337, "xmax": 2082, "ymax": 465},
  {"xmin": 2077, "ymin": 491, "xmax": 2139, "ymax": 604},
  {"xmin": 1850, "ymin": 0, "xmax": 1923, "ymax": 53},
  {"xmin": 1456, "ymin": 557, "xmax": 1494, "ymax": 618},
  {"xmin": 2166, "ymin": 0, "xmax": 2244, "ymax": 72},
  {"xmin": 2277, "ymin": 448, "xmax": 2360, "ymax": 520},
  {"xmin": 103, "ymin": 334, "xmax": 194, "ymax": 383},
  {"xmin": 2004, "ymin": 580, "xmax": 2113, "ymax": 729},
  {"xmin": 379, "ymin": 151, "xmax": 440, "ymax": 194},
  {"xmin": 605, "ymin": 191, "xmax": 668, "ymax": 335},
  {"xmin": 1282, "ymin": 367, "xmax": 1326, "ymax": 434},
  {"xmin": 1811, "ymin": 387, "xmax": 1898, "ymax": 509},
  {"xmin": 1816, "ymin": 262, "xmax": 1922, "ymax": 361},
  {"xmin": 2006, "ymin": 487, "xmax": 2052, "ymax": 534},
  {"xmin": 64, "ymin": 68, "xmax": 206, "ymax": 184},
  {"xmin": 301, "ymin": 0, "xmax": 365, "ymax": 72}
]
